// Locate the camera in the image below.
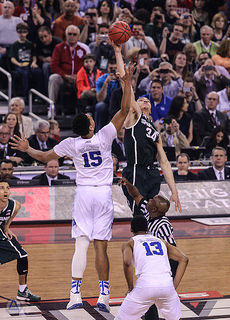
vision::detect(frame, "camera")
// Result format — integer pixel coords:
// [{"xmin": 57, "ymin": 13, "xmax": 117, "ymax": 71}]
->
[
  {"xmin": 183, "ymin": 15, "xmax": 189, "ymax": 19},
  {"xmin": 110, "ymin": 69, "xmax": 116, "ymax": 75},
  {"xmin": 155, "ymin": 14, "xmax": 162, "ymax": 19},
  {"xmin": 203, "ymin": 65, "xmax": 214, "ymax": 71},
  {"xmin": 86, "ymin": 12, "xmax": 96, "ymax": 18},
  {"xmin": 183, "ymin": 87, "xmax": 191, "ymax": 93},
  {"xmin": 139, "ymin": 58, "xmax": 144, "ymax": 66},
  {"xmin": 159, "ymin": 69, "xmax": 169, "ymax": 74},
  {"xmin": 100, "ymin": 34, "xmax": 108, "ymax": 41},
  {"xmin": 160, "ymin": 118, "xmax": 165, "ymax": 124}
]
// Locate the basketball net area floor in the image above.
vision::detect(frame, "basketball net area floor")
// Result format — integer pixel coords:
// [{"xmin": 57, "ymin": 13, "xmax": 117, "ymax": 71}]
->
[{"xmin": 0, "ymin": 220, "xmax": 230, "ymax": 320}]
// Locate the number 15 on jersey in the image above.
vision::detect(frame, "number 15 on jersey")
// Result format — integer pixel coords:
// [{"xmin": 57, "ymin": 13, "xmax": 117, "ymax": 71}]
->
[{"xmin": 82, "ymin": 151, "xmax": 102, "ymax": 167}]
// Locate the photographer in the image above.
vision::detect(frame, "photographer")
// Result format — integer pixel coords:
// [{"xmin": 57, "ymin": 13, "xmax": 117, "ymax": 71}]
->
[
  {"xmin": 144, "ymin": 6, "xmax": 166, "ymax": 48},
  {"xmin": 138, "ymin": 61, "xmax": 183, "ymax": 98},
  {"xmin": 89, "ymin": 23, "xmax": 114, "ymax": 70},
  {"xmin": 195, "ymin": 58, "xmax": 229, "ymax": 103},
  {"xmin": 95, "ymin": 57, "xmax": 120, "ymax": 131}
]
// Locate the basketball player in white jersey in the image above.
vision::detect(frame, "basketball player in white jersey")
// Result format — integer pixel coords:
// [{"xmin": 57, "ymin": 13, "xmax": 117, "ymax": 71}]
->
[
  {"xmin": 10, "ymin": 64, "xmax": 134, "ymax": 312},
  {"xmin": 115, "ymin": 215, "xmax": 188, "ymax": 320}
]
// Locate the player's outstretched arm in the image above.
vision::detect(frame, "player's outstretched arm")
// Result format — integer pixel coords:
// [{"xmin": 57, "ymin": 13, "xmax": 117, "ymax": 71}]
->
[
  {"xmin": 111, "ymin": 62, "xmax": 133, "ymax": 132},
  {"xmin": 10, "ymin": 135, "xmax": 60, "ymax": 163},
  {"xmin": 166, "ymin": 242, "xmax": 189, "ymax": 289},
  {"xmin": 122, "ymin": 240, "xmax": 134, "ymax": 293},
  {"xmin": 4, "ymin": 200, "xmax": 21, "ymax": 240},
  {"xmin": 156, "ymin": 136, "xmax": 182, "ymax": 213},
  {"xmin": 120, "ymin": 177, "xmax": 143, "ymax": 205}
]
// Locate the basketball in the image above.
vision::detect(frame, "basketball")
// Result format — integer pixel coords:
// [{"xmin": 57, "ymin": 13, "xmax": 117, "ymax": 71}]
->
[{"xmin": 108, "ymin": 21, "xmax": 131, "ymax": 44}]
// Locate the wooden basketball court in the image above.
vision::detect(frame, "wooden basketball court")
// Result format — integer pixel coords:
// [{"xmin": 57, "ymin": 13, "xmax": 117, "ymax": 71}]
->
[{"xmin": 0, "ymin": 220, "xmax": 230, "ymax": 319}]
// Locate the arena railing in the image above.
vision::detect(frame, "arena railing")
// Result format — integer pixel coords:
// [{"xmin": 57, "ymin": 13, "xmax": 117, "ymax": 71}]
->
[
  {"xmin": 0, "ymin": 66, "xmax": 12, "ymax": 103},
  {"xmin": 29, "ymin": 88, "xmax": 55, "ymax": 120}
]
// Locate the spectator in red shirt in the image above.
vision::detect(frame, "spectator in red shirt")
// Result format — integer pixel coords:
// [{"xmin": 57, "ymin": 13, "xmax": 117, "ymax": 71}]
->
[
  {"xmin": 48, "ymin": 25, "xmax": 90, "ymax": 105},
  {"xmin": 53, "ymin": 0, "xmax": 84, "ymax": 41}
]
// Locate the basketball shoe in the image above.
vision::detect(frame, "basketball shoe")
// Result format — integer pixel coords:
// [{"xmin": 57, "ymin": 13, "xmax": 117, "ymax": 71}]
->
[
  {"xmin": 17, "ymin": 287, "xmax": 41, "ymax": 302},
  {"xmin": 97, "ymin": 293, "xmax": 110, "ymax": 312},
  {"xmin": 67, "ymin": 292, "xmax": 83, "ymax": 310}
]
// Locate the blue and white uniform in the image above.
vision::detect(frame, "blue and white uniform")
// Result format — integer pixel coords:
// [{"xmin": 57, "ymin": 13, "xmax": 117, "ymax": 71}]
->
[{"xmin": 54, "ymin": 122, "xmax": 117, "ymax": 241}]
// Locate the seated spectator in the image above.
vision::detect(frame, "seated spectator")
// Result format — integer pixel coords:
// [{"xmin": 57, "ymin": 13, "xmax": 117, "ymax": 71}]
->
[
  {"xmin": 79, "ymin": 7, "xmax": 98, "ymax": 45},
  {"xmin": 178, "ymin": 77, "xmax": 202, "ymax": 117},
  {"xmin": 25, "ymin": 120, "xmax": 58, "ymax": 165},
  {"xmin": 0, "ymin": 123, "xmax": 24, "ymax": 165},
  {"xmin": 48, "ymin": 25, "xmax": 90, "ymax": 105},
  {"xmin": 89, "ymin": 23, "xmax": 114, "ymax": 70},
  {"xmin": 112, "ymin": 153, "xmax": 119, "ymax": 180},
  {"xmin": 160, "ymin": 115, "xmax": 190, "ymax": 156},
  {"xmin": 32, "ymin": 159, "xmax": 70, "ymax": 186},
  {"xmin": 144, "ymin": 6, "xmax": 166, "ymax": 49},
  {"xmin": 193, "ymin": 25, "xmax": 219, "ymax": 57},
  {"xmin": 0, "ymin": 1, "xmax": 23, "ymax": 67},
  {"xmin": 200, "ymin": 126, "xmax": 229, "ymax": 159},
  {"xmin": 217, "ymin": 81, "xmax": 230, "ymax": 117},
  {"xmin": 0, "ymin": 159, "xmax": 20, "ymax": 181},
  {"xmin": 27, "ymin": 2, "xmax": 51, "ymax": 45},
  {"xmin": 191, "ymin": 0, "xmax": 209, "ymax": 33},
  {"xmin": 172, "ymin": 51, "xmax": 191, "ymax": 80},
  {"xmin": 168, "ymin": 95, "xmax": 193, "ymax": 144},
  {"xmin": 183, "ymin": 43, "xmax": 198, "ymax": 74},
  {"xmin": 52, "ymin": 0, "xmax": 84, "ymax": 41},
  {"xmin": 133, "ymin": 49, "xmax": 153, "ymax": 89},
  {"xmin": 173, "ymin": 153, "xmax": 198, "ymax": 181},
  {"xmin": 97, "ymin": 0, "xmax": 113, "ymax": 25},
  {"xmin": 195, "ymin": 52, "xmax": 230, "ymax": 81},
  {"xmin": 36, "ymin": 26, "xmax": 62, "ymax": 95},
  {"xmin": 159, "ymin": 22, "xmax": 185, "ymax": 64},
  {"xmin": 193, "ymin": 91, "xmax": 229, "ymax": 145},
  {"xmin": 112, "ymin": 126, "xmax": 126, "ymax": 162},
  {"xmin": 141, "ymin": 79, "xmax": 172, "ymax": 125},
  {"xmin": 164, "ymin": 0, "xmax": 180, "ymax": 27},
  {"xmin": 179, "ymin": 12, "xmax": 197, "ymax": 44},
  {"xmin": 3, "ymin": 113, "xmax": 21, "ymax": 138},
  {"xmin": 76, "ymin": 54, "xmax": 103, "ymax": 115},
  {"xmin": 212, "ymin": 39, "xmax": 230, "ymax": 74},
  {"xmin": 139, "ymin": 62, "xmax": 183, "ymax": 98},
  {"xmin": 197, "ymin": 146, "xmax": 230, "ymax": 180},
  {"xmin": 125, "ymin": 21, "xmax": 158, "ymax": 57},
  {"xmin": 48, "ymin": 120, "xmax": 60, "ymax": 142},
  {"xmin": 8, "ymin": 22, "xmax": 43, "ymax": 100},
  {"xmin": 9, "ymin": 97, "xmax": 34, "ymax": 138},
  {"xmin": 211, "ymin": 12, "xmax": 229, "ymax": 44},
  {"xmin": 195, "ymin": 58, "xmax": 229, "ymax": 103},
  {"xmin": 95, "ymin": 56, "xmax": 120, "ymax": 131}
]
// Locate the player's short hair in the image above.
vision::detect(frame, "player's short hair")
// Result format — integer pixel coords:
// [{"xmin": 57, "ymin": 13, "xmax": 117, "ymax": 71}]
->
[
  {"xmin": 131, "ymin": 215, "xmax": 148, "ymax": 233},
  {"xmin": 72, "ymin": 113, "xmax": 90, "ymax": 136}
]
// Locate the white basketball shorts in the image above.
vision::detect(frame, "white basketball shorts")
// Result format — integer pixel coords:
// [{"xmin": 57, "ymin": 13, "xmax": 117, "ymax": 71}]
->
[{"xmin": 72, "ymin": 185, "xmax": 114, "ymax": 241}]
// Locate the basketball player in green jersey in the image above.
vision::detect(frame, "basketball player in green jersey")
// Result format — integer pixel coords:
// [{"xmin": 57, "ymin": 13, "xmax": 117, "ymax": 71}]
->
[{"xmin": 112, "ymin": 42, "xmax": 181, "ymax": 215}]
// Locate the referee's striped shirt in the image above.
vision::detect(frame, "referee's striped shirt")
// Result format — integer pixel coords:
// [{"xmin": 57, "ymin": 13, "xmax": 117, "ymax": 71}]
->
[{"xmin": 139, "ymin": 198, "xmax": 176, "ymax": 247}]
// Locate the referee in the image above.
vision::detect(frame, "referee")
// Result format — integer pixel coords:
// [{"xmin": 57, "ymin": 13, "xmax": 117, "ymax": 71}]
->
[{"xmin": 121, "ymin": 177, "xmax": 178, "ymax": 320}]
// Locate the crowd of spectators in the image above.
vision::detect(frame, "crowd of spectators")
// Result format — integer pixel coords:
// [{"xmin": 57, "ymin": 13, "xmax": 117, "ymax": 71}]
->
[{"xmin": 1, "ymin": 0, "xmax": 230, "ymax": 182}]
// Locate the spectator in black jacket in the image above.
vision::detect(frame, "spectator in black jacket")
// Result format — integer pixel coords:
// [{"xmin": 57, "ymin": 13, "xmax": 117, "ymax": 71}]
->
[
  {"xmin": 193, "ymin": 91, "xmax": 229, "ymax": 145},
  {"xmin": 197, "ymin": 146, "xmax": 230, "ymax": 180},
  {"xmin": 173, "ymin": 153, "xmax": 198, "ymax": 181},
  {"xmin": 32, "ymin": 159, "xmax": 70, "ymax": 186},
  {"xmin": 0, "ymin": 159, "xmax": 19, "ymax": 181},
  {"xmin": 24, "ymin": 120, "xmax": 58, "ymax": 165},
  {"xmin": 112, "ymin": 126, "xmax": 126, "ymax": 162}
]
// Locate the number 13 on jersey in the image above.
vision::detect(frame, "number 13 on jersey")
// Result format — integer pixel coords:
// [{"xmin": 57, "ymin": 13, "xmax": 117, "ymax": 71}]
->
[
  {"xmin": 143, "ymin": 241, "xmax": 163, "ymax": 256},
  {"xmin": 82, "ymin": 151, "xmax": 102, "ymax": 167}
]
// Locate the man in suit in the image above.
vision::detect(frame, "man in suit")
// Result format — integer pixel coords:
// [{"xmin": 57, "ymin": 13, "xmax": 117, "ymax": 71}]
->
[
  {"xmin": 0, "ymin": 123, "xmax": 24, "ymax": 165},
  {"xmin": 197, "ymin": 146, "xmax": 230, "ymax": 180},
  {"xmin": 173, "ymin": 153, "xmax": 198, "ymax": 181},
  {"xmin": 112, "ymin": 126, "xmax": 126, "ymax": 162},
  {"xmin": 25, "ymin": 120, "xmax": 58, "ymax": 165},
  {"xmin": 32, "ymin": 159, "xmax": 70, "ymax": 186},
  {"xmin": 0, "ymin": 159, "xmax": 19, "ymax": 181},
  {"xmin": 193, "ymin": 91, "xmax": 229, "ymax": 145}
]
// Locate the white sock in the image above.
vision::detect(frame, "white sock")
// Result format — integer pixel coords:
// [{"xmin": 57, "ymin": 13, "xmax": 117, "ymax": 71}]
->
[
  {"xmin": 99, "ymin": 280, "xmax": 109, "ymax": 295},
  {"xmin": 19, "ymin": 284, "xmax": 27, "ymax": 292},
  {"xmin": 71, "ymin": 280, "xmax": 82, "ymax": 294}
]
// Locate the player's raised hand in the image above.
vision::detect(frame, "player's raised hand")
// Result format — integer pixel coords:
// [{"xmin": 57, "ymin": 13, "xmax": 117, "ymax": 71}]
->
[
  {"xmin": 10, "ymin": 135, "xmax": 29, "ymax": 152},
  {"xmin": 169, "ymin": 193, "xmax": 182, "ymax": 213}
]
